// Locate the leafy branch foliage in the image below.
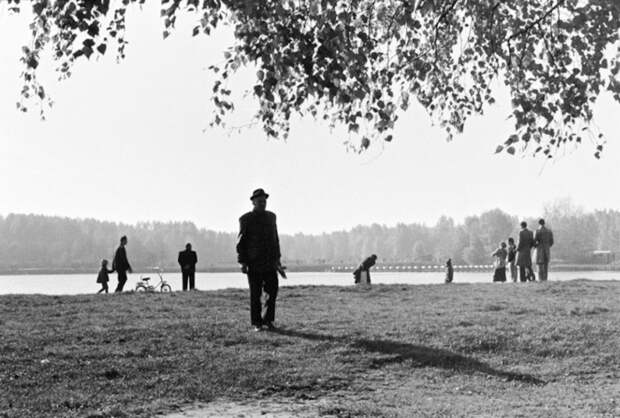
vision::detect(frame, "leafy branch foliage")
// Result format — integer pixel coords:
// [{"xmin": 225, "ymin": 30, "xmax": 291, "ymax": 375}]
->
[{"xmin": 6, "ymin": 0, "xmax": 620, "ymax": 157}]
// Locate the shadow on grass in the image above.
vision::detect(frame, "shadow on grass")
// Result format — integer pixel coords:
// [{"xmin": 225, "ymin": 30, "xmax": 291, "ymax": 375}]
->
[{"xmin": 272, "ymin": 328, "xmax": 544, "ymax": 385}]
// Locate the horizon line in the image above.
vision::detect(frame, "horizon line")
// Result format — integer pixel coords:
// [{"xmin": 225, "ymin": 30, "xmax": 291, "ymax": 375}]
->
[{"xmin": 2, "ymin": 206, "xmax": 617, "ymax": 236}]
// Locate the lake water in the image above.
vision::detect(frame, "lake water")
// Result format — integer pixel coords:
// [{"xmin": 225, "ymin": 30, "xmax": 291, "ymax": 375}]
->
[{"xmin": 0, "ymin": 270, "xmax": 617, "ymax": 295}]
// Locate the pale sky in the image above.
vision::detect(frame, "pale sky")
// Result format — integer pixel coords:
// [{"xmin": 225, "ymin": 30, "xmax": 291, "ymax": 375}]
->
[{"xmin": 0, "ymin": 4, "xmax": 619, "ymax": 234}]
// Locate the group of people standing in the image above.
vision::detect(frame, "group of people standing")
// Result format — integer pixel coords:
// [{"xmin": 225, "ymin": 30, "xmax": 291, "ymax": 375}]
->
[
  {"xmin": 491, "ymin": 219, "xmax": 554, "ymax": 282},
  {"xmin": 96, "ymin": 237, "xmax": 199, "ymax": 293},
  {"xmin": 94, "ymin": 188, "xmax": 284, "ymax": 333},
  {"xmin": 95, "ymin": 190, "xmax": 556, "ymax": 334}
]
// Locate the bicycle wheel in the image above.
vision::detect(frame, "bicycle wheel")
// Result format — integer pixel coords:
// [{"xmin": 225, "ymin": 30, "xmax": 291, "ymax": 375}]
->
[
  {"xmin": 135, "ymin": 284, "xmax": 147, "ymax": 292},
  {"xmin": 160, "ymin": 284, "xmax": 172, "ymax": 292}
]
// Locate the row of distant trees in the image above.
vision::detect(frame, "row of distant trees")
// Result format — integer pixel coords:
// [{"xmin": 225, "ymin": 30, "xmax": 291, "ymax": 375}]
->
[{"xmin": 1, "ymin": 199, "xmax": 619, "ymax": 272}]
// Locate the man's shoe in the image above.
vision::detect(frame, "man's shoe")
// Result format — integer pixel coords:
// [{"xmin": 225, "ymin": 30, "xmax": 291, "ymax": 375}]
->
[
  {"xmin": 252, "ymin": 325, "xmax": 263, "ymax": 332},
  {"xmin": 264, "ymin": 322, "xmax": 275, "ymax": 331}
]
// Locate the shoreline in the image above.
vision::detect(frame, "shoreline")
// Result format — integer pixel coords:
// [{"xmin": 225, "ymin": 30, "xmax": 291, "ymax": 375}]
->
[{"xmin": 1, "ymin": 263, "xmax": 619, "ymax": 276}]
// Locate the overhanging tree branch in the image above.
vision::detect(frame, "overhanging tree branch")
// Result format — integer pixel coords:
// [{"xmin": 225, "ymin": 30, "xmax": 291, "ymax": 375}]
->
[
  {"xmin": 506, "ymin": 0, "xmax": 565, "ymax": 42},
  {"xmin": 4, "ymin": 0, "xmax": 618, "ymax": 159}
]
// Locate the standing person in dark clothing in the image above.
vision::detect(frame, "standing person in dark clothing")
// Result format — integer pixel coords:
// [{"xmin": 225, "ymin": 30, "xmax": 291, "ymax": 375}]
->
[
  {"xmin": 353, "ymin": 254, "xmax": 377, "ymax": 284},
  {"xmin": 444, "ymin": 258, "xmax": 454, "ymax": 284},
  {"xmin": 237, "ymin": 188, "xmax": 282, "ymax": 332},
  {"xmin": 534, "ymin": 219, "xmax": 554, "ymax": 281},
  {"xmin": 516, "ymin": 222, "xmax": 535, "ymax": 282},
  {"xmin": 112, "ymin": 235, "xmax": 132, "ymax": 292},
  {"xmin": 178, "ymin": 243, "xmax": 198, "ymax": 290},
  {"xmin": 96, "ymin": 259, "xmax": 114, "ymax": 294},
  {"xmin": 507, "ymin": 237, "xmax": 518, "ymax": 282}
]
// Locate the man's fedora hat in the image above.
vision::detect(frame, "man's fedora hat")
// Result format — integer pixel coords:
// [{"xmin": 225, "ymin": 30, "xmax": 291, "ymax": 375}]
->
[{"xmin": 250, "ymin": 188, "xmax": 269, "ymax": 200}]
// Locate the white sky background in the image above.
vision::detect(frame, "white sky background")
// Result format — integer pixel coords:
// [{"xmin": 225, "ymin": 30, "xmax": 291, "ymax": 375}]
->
[{"xmin": 0, "ymin": 4, "xmax": 619, "ymax": 234}]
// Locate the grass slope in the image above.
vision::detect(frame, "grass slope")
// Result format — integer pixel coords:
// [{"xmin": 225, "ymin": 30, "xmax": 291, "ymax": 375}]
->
[{"xmin": 1, "ymin": 280, "xmax": 619, "ymax": 417}]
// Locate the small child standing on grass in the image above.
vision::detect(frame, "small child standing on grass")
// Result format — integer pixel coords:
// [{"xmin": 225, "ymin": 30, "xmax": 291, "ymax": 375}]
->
[
  {"xmin": 96, "ymin": 259, "xmax": 114, "ymax": 294},
  {"xmin": 491, "ymin": 242, "xmax": 508, "ymax": 282}
]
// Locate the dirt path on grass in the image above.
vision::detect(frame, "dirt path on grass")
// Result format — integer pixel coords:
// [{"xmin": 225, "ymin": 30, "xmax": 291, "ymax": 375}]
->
[{"xmin": 162, "ymin": 398, "xmax": 327, "ymax": 417}]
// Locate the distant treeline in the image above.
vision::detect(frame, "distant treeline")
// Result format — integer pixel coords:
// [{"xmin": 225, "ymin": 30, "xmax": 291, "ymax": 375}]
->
[{"xmin": 1, "ymin": 199, "xmax": 619, "ymax": 272}]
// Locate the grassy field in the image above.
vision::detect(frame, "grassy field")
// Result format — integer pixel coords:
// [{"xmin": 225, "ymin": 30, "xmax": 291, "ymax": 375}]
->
[{"xmin": 1, "ymin": 280, "xmax": 619, "ymax": 417}]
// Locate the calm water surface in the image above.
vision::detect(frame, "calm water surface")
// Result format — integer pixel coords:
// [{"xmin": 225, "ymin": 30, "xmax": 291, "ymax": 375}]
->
[{"xmin": 0, "ymin": 271, "xmax": 617, "ymax": 295}]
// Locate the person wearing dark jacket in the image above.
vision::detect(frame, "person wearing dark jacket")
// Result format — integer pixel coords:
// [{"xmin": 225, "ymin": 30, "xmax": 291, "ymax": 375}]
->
[
  {"xmin": 236, "ymin": 188, "xmax": 282, "ymax": 331},
  {"xmin": 112, "ymin": 235, "xmax": 132, "ymax": 292},
  {"xmin": 353, "ymin": 254, "xmax": 377, "ymax": 284},
  {"xmin": 445, "ymin": 258, "xmax": 454, "ymax": 284},
  {"xmin": 507, "ymin": 237, "xmax": 518, "ymax": 282},
  {"xmin": 516, "ymin": 222, "xmax": 535, "ymax": 282},
  {"xmin": 178, "ymin": 243, "xmax": 198, "ymax": 290},
  {"xmin": 534, "ymin": 219, "xmax": 554, "ymax": 281}
]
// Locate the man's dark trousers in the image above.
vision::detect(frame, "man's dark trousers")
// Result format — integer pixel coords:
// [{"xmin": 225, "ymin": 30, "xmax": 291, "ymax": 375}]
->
[
  {"xmin": 182, "ymin": 270, "xmax": 195, "ymax": 290},
  {"xmin": 115, "ymin": 270, "xmax": 128, "ymax": 292},
  {"xmin": 519, "ymin": 265, "xmax": 536, "ymax": 282},
  {"xmin": 247, "ymin": 269, "xmax": 278, "ymax": 326},
  {"xmin": 538, "ymin": 263, "xmax": 549, "ymax": 281}
]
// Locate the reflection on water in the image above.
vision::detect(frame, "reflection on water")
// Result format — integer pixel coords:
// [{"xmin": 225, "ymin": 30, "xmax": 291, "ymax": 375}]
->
[{"xmin": 0, "ymin": 271, "xmax": 617, "ymax": 295}]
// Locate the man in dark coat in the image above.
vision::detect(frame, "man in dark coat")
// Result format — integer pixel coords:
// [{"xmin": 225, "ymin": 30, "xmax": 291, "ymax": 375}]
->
[
  {"xmin": 534, "ymin": 218, "xmax": 554, "ymax": 281},
  {"xmin": 236, "ymin": 188, "xmax": 282, "ymax": 331},
  {"xmin": 516, "ymin": 222, "xmax": 535, "ymax": 282},
  {"xmin": 178, "ymin": 242, "xmax": 198, "ymax": 290},
  {"xmin": 353, "ymin": 254, "xmax": 377, "ymax": 284},
  {"xmin": 112, "ymin": 235, "xmax": 132, "ymax": 292},
  {"xmin": 445, "ymin": 258, "xmax": 454, "ymax": 284}
]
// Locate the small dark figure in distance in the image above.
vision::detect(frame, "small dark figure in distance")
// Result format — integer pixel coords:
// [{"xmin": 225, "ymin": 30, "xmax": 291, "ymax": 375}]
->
[
  {"xmin": 445, "ymin": 258, "xmax": 454, "ymax": 283},
  {"xmin": 507, "ymin": 237, "xmax": 518, "ymax": 282},
  {"xmin": 96, "ymin": 259, "xmax": 114, "ymax": 294},
  {"xmin": 236, "ymin": 188, "xmax": 282, "ymax": 332},
  {"xmin": 112, "ymin": 235, "xmax": 132, "ymax": 292},
  {"xmin": 353, "ymin": 254, "xmax": 377, "ymax": 285},
  {"xmin": 491, "ymin": 242, "xmax": 508, "ymax": 282},
  {"xmin": 178, "ymin": 243, "xmax": 198, "ymax": 290},
  {"xmin": 516, "ymin": 222, "xmax": 536, "ymax": 282},
  {"xmin": 534, "ymin": 219, "xmax": 554, "ymax": 281}
]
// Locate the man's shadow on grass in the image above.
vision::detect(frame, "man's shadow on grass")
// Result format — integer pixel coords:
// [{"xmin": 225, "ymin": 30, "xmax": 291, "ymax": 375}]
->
[{"xmin": 272, "ymin": 328, "xmax": 544, "ymax": 385}]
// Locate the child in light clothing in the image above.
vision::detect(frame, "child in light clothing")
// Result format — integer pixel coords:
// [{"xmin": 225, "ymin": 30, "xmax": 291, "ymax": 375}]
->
[{"xmin": 491, "ymin": 242, "xmax": 508, "ymax": 282}]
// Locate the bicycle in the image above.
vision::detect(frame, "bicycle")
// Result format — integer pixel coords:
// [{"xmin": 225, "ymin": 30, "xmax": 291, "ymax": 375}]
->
[{"xmin": 135, "ymin": 268, "xmax": 172, "ymax": 292}]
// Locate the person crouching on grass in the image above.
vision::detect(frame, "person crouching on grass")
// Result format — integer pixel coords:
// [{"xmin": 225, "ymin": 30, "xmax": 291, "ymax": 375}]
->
[
  {"xmin": 491, "ymin": 242, "xmax": 508, "ymax": 282},
  {"xmin": 96, "ymin": 259, "xmax": 114, "ymax": 294}
]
